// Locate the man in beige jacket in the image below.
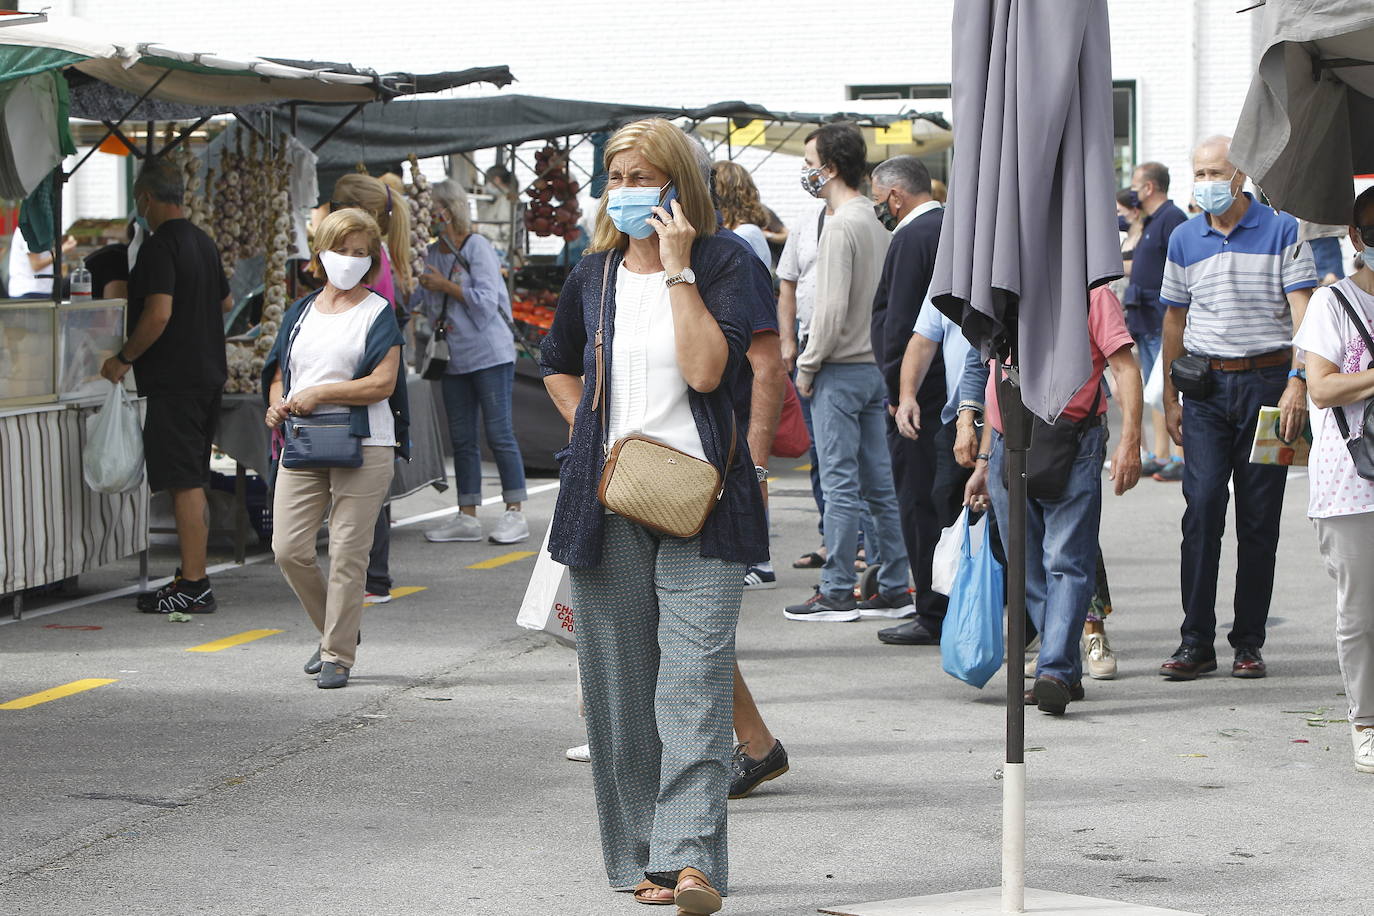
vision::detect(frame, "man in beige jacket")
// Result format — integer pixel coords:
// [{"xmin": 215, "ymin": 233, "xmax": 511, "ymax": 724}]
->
[{"xmin": 786, "ymin": 124, "xmax": 910, "ymax": 622}]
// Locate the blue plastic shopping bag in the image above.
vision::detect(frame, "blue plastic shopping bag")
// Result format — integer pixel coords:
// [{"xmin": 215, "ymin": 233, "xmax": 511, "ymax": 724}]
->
[{"xmin": 940, "ymin": 511, "xmax": 1006, "ymax": 688}]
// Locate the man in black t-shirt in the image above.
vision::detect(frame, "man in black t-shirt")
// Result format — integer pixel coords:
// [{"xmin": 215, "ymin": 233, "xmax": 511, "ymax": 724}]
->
[{"xmin": 101, "ymin": 159, "xmax": 231, "ymax": 614}]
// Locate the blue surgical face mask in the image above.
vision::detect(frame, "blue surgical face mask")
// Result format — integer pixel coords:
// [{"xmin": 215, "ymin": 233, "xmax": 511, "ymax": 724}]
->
[
  {"xmin": 606, "ymin": 185, "xmax": 676, "ymax": 239},
  {"xmin": 1193, "ymin": 171, "xmax": 1239, "ymax": 216},
  {"xmin": 1362, "ymin": 247, "xmax": 1374, "ymax": 271}
]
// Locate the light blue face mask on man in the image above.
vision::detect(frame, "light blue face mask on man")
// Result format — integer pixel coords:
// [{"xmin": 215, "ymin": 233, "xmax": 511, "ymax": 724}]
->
[
  {"xmin": 606, "ymin": 185, "xmax": 677, "ymax": 239},
  {"xmin": 1193, "ymin": 171, "xmax": 1239, "ymax": 216}
]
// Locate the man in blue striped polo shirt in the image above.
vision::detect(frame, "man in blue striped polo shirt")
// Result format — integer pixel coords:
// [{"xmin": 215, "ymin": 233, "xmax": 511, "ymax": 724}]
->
[{"xmin": 1157, "ymin": 135, "xmax": 1317, "ymax": 681}]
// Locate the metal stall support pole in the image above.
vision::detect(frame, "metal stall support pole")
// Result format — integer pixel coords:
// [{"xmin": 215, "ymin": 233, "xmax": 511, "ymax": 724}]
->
[
  {"xmin": 506, "ymin": 144, "xmax": 519, "ymax": 294},
  {"xmin": 996, "ymin": 351, "xmax": 1031, "ymax": 915}
]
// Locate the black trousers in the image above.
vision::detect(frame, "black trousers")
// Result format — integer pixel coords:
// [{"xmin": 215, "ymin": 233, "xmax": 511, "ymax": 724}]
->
[{"xmin": 886, "ymin": 406, "xmax": 945, "ymax": 626}]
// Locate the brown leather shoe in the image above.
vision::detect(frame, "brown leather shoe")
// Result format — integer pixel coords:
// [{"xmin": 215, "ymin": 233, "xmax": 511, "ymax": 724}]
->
[
  {"xmin": 1159, "ymin": 644, "xmax": 1218, "ymax": 680},
  {"xmin": 1232, "ymin": 647, "xmax": 1266, "ymax": 678},
  {"xmin": 1022, "ymin": 681, "xmax": 1085, "ymax": 705}
]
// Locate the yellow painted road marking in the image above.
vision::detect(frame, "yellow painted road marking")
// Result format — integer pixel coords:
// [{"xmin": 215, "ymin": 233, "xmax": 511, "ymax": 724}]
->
[
  {"xmin": 467, "ymin": 550, "xmax": 537, "ymax": 570},
  {"xmin": 0, "ymin": 678, "xmax": 117, "ymax": 710},
  {"xmin": 365, "ymin": 586, "xmax": 426, "ymax": 606},
  {"xmin": 793, "ymin": 463, "xmax": 812, "ymax": 472},
  {"xmin": 186, "ymin": 629, "xmax": 283, "ymax": 654}
]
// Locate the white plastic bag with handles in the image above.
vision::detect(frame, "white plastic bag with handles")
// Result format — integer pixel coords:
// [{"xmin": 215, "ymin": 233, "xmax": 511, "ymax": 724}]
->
[
  {"xmin": 82, "ymin": 381, "xmax": 145, "ymax": 494},
  {"xmin": 931, "ymin": 508, "xmax": 989, "ymax": 596},
  {"xmin": 517, "ymin": 524, "xmax": 576, "ymax": 647}
]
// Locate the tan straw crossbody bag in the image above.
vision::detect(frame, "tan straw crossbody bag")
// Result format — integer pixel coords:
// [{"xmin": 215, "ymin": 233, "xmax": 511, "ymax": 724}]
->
[{"xmin": 591, "ymin": 254, "xmax": 736, "ymax": 539}]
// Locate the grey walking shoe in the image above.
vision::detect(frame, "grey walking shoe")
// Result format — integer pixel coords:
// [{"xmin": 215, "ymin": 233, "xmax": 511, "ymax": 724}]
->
[
  {"xmin": 317, "ymin": 661, "xmax": 350, "ymax": 689},
  {"xmin": 426, "ymin": 514, "xmax": 482, "ymax": 542},
  {"xmin": 304, "ymin": 647, "xmax": 322, "ymax": 675},
  {"xmin": 488, "ymin": 509, "xmax": 530, "ymax": 545}
]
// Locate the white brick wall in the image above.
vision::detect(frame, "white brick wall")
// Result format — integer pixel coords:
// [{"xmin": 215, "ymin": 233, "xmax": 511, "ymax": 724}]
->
[{"xmin": 63, "ymin": 0, "xmax": 1267, "ymax": 227}]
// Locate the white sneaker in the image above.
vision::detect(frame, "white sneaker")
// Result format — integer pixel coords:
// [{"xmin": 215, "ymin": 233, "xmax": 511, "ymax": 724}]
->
[
  {"xmin": 1354, "ymin": 726, "xmax": 1374, "ymax": 774},
  {"xmin": 425, "ymin": 514, "xmax": 482, "ymax": 543},
  {"xmin": 363, "ymin": 591, "xmax": 392, "ymax": 605},
  {"xmin": 1082, "ymin": 629, "xmax": 1118, "ymax": 680},
  {"xmin": 566, "ymin": 743, "xmax": 591, "ymax": 763},
  {"xmin": 488, "ymin": 509, "xmax": 530, "ymax": 545}
]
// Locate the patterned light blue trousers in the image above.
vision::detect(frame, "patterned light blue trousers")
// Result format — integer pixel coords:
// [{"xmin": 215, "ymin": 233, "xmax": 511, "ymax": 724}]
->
[{"xmin": 569, "ymin": 515, "xmax": 744, "ymax": 893}]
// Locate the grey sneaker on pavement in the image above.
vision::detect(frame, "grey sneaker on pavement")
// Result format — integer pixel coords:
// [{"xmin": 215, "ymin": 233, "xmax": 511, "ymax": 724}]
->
[
  {"xmin": 784, "ymin": 588, "xmax": 860, "ymax": 622},
  {"xmin": 488, "ymin": 510, "xmax": 530, "ymax": 545},
  {"xmin": 317, "ymin": 662, "xmax": 350, "ymax": 689},
  {"xmin": 566, "ymin": 744, "xmax": 591, "ymax": 763},
  {"xmin": 426, "ymin": 514, "xmax": 483, "ymax": 543},
  {"xmin": 856, "ymin": 590, "xmax": 915, "ymax": 619},
  {"xmin": 1353, "ymin": 726, "xmax": 1374, "ymax": 774}
]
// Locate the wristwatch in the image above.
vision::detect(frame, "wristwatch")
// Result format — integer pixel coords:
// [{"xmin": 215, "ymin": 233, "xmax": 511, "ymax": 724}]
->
[
  {"xmin": 115, "ymin": 349, "xmax": 133, "ymax": 365},
  {"xmin": 755, "ymin": 465, "xmax": 769, "ymax": 483},
  {"xmin": 665, "ymin": 267, "xmax": 696, "ymax": 288},
  {"xmin": 976, "ymin": 453, "xmax": 991, "ymax": 463},
  {"xmin": 1288, "ymin": 367, "xmax": 1306, "ymax": 381}
]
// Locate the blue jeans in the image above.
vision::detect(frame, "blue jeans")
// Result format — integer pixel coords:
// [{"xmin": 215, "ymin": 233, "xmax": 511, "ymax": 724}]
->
[
  {"xmin": 988, "ymin": 424, "xmax": 1106, "ymax": 686},
  {"xmin": 810, "ymin": 363, "xmax": 908, "ymax": 600},
  {"xmin": 440, "ymin": 363, "xmax": 527, "ymax": 506},
  {"xmin": 1179, "ymin": 365, "xmax": 1289, "ymax": 651},
  {"xmin": 1133, "ymin": 330, "xmax": 1161, "ymax": 380}
]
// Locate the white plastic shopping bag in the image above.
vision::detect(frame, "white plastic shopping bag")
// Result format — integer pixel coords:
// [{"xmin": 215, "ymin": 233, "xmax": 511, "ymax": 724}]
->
[
  {"xmin": 83, "ymin": 380, "xmax": 145, "ymax": 494},
  {"xmin": 517, "ymin": 524, "xmax": 576, "ymax": 647},
  {"xmin": 931, "ymin": 508, "xmax": 988, "ymax": 596},
  {"xmin": 1143, "ymin": 353, "xmax": 1165, "ymax": 413}
]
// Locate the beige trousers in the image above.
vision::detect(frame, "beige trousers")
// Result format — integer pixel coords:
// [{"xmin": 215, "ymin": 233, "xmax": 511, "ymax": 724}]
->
[
  {"xmin": 1314, "ymin": 512, "xmax": 1374, "ymax": 727},
  {"xmin": 272, "ymin": 446, "xmax": 395, "ymax": 668}
]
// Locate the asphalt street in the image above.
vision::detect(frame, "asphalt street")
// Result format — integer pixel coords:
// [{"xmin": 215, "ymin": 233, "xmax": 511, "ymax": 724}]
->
[{"xmin": 0, "ymin": 454, "xmax": 1365, "ymax": 916}]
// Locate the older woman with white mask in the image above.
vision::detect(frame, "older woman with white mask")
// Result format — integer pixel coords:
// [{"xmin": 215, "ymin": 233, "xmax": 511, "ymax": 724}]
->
[
  {"xmin": 262, "ymin": 208, "xmax": 409, "ymax": 690},
  {"xmin": 415, "ymin": 179, "xmax": 529, "ymax": 546},
  {"xmin": 1293, "ymin": 185, "xmax": 1374, "ymax": 774}
]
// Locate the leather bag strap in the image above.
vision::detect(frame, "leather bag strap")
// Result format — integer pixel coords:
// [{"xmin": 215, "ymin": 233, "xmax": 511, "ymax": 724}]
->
[{"xmin": 1326, "ymin": 286, "xmax": 1374, "ymax": 440}]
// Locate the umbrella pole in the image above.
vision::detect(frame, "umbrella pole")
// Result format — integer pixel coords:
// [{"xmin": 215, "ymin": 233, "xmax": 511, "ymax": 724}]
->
[{"xmin": 997, "ymin": 352, "xmax": 1031, "ymax": 914}]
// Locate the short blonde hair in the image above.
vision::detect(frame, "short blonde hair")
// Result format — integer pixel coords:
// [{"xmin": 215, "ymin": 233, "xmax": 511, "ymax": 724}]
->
[
  {"xmin": 310, "ymin": 208, "xmax": 383, "ymax": 285},
  {"xmin": 589, "ymin": 119, "xmax": 716, "ymax": 253}
]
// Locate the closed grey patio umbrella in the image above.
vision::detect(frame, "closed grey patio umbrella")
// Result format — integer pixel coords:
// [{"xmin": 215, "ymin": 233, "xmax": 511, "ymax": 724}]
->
[
  {"xmin": 1231, "ymin": 0, "xmax": 1374, "ymax": 225},
  {"xmin": 925, "ymin": 0, "xmax": 1123, "ymax": 912}
]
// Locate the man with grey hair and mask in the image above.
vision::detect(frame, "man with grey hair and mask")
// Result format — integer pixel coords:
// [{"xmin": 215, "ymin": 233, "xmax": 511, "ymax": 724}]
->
[
  {"xmin": 101, "ymin": 158, "xmax": 232, "ymax": 615},
  {"xmin": 865, "ymin": 155, "xmax": 948, "ymax": 641},
  {"xmin": 1157, "ymin": 135, "xmax": 1317, "ymax": 681}
]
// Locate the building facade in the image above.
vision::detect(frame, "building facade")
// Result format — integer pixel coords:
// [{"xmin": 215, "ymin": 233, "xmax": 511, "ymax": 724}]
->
[{"xmin": 61, "ymin": 0, "xmax": 1266, "ymax": 237}]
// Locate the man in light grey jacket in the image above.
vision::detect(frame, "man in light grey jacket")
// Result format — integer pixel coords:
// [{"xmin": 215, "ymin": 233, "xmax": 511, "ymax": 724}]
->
[{"xmin": 786, "ymin": 124, "xmax": 910, "ymax": 622}]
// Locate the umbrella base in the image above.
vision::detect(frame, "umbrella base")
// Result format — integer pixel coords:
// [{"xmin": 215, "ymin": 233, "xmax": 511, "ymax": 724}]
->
[{"xmin": 820, "ymin": 887, "xmax": 1203, "ymax": 916}]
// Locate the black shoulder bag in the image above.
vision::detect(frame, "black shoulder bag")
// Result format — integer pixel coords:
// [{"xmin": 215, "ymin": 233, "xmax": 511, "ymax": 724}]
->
[
  {"xmin": 1021, "ymin": 385, "xmax": 1104, "ymax": 500},
  {"xmin": 1325, "ymin": 287, "xmax": 1374, "ymax": 481},
  {"xmin": 280, "ymin": 311, "xmax": 364, "ymax": 470}
]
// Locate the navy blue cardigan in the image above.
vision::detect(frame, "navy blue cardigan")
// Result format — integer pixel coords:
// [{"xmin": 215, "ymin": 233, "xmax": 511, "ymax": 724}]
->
[
  {"xmin": 539, "ymin": 237, "xmax": 768, "ymax": 569},
  {"xmin": 261, "ymin": 290, "xmax": 412, "ymax": 460}
]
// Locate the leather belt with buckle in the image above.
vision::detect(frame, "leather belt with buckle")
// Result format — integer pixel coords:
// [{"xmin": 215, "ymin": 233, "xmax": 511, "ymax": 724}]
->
[{"xmin": 1206, "ymin": 349, "xmax": 1291, "ymax": 372}]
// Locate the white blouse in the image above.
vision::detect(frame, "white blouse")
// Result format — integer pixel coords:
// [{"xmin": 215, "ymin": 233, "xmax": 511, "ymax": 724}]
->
[
  {"xmin": 286, "ymin": 292, "xmax": 396, "ymax": 447},
  {"xmin": 606, "ymin": 266, "xmax": 705, "ymax": 461}
]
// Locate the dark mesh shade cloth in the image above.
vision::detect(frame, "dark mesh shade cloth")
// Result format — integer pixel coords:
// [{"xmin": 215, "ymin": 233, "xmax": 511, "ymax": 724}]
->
[{"xmin": 929, "ymin": 0, "xmax": 1123, "ymax": 422}]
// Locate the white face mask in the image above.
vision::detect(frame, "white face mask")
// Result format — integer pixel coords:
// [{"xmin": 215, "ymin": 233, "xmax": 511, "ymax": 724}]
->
[{"xmin": 319, "ymin": 250, "xmax": 371, "ymax": 291}]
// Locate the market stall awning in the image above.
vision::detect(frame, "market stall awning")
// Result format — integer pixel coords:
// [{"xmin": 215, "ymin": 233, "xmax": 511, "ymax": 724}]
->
[
  {"xmin": 0, "ymin": 15, "xmax": 513, "ymax": 108},
  {"xmin": 693, "ymin": 100, "xmax": 953, "ymax": 159},
  {"xmin": 293, "ymin": 96, "xmax": 777, "ymax": 171},
  {"xmin": 1231, "ymin": 0, "xmax": 1374, "ymax": 224},
  {"xmin": 291, "ymin": 94, "xmax": 952, "ymax": 174}
]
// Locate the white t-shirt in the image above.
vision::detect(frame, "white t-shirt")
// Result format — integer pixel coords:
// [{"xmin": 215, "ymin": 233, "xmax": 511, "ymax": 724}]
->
[
  {"xmin": 7, "ymin": 228, "xmax": 50, "ymax": 296},
  {"xmin": 606, "ymin": 265, "xmax": 705, "ymax": 461},
  {"xmin": 286, "ymin": 292, "xmax": 396, "ymax": 448},
  {"xmin": 1292, "ymin": 277, "xmax": 1374, "ymax": 518},
  {"xmin": 776, "ymin": 200, "xmax": 827, "ymax": 336},
  {"xmin": 732, "ymin": 223, "xmax": 771, "ymax": 269}
]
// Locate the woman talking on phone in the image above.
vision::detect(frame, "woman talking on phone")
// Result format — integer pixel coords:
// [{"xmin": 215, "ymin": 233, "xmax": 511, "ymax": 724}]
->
[
  {"xmin": 262, "ymin": 208, "xmax": 409, "ymax": 690},
  {"xmin": 540, "ymin": 119, "xmax": 766, "ymax": 912}
]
